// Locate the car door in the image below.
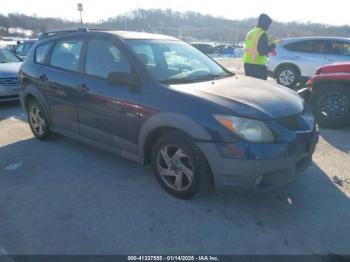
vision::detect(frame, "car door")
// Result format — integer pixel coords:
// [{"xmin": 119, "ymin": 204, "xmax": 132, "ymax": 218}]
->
[
  {"xmin": 77, "ymin": 36, "xmax": 141, "ymax": 153},
  {"xmin": 285, "ymin": 40, "xmax": 326, "ymax": 77},
  {"xmin": 324, "ymin": 40, "xmax": 350, "ymax": 65},
  {"xmin": 36, "ymin": 37, "xmax": 85, "ymax": 133}
]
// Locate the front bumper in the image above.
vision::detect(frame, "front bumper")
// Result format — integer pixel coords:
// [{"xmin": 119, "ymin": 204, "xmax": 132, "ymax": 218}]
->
[
  {"xmin": 197, "ymin": 129, "xmax": 319, "ymax": 190},
  {"xmin": 0, "ymin": 85, "xmax": 20, "ymax": 102}
]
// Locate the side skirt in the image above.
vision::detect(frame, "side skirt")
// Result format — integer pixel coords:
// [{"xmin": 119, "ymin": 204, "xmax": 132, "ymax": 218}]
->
[{"xmin": 51, "ymin": 127, "xmax": 144, "ymax": 164}]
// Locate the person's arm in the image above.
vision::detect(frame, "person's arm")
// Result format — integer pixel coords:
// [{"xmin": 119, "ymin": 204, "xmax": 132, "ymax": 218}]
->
[{"xmin": 257, "ymin": 33, "xmax": 275, "ymax": 56}]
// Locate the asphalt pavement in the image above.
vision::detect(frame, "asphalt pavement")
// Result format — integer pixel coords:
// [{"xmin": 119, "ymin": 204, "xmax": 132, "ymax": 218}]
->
[{"xmin": 0, "ymin": 101, "xmax": 350, "ymax": 255}]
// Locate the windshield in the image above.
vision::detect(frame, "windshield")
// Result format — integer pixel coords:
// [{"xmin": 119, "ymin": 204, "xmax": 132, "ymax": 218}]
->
[
  {"xmin": 0, "ymin": 48, "xmax": 21, "ymax": 63},
  {"xmin": 126, "ymin": 40, "xmax": 232, "ymax": 84}
]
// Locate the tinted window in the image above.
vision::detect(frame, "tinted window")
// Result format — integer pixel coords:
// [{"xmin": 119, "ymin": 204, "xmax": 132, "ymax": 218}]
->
[
  {"xmin": 35, "ymin": 42, "xmax": 52, "ymax": 64},
  {"xmin": 326, "ymin": 41, "xmax": 350, "ymax": 56},
  {"xmin": 50, "ymin": 39, "xmax": 83, "ymax": 72},
  {"xmin": 285, "ymin": 40, "xmax": 326, "ymax": 54},
  {"xmin": 85, "ymin": 38, "xmax": 131, "ymax": 79}
]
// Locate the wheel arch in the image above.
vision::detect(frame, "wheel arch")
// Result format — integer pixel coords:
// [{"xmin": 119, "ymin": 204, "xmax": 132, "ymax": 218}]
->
[
  {"xmin": 139, "ymin": 113, "xmax": 212, "ymax": 164},
  {"xmin": 274, "ymin": 63, "xmax": 301, "ymax": 78},
  {"xmin": 312, "ymin": 79, "xmax": 350, "ymax": 91},
  {"xmin": 22, "ymin": 86, "xmax": 53, "ymax": 126}
]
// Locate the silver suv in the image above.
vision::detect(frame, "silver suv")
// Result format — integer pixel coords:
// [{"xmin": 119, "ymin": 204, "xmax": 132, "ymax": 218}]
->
[{"xmin": 267, "ymin": 37, "xmax": 350, "ymax": 88}]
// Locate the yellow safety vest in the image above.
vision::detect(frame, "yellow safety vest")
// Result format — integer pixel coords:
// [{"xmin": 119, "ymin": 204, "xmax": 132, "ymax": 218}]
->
[{"xmin": 243, "ymin": 27, "xmax": 267, "ymax": 65}]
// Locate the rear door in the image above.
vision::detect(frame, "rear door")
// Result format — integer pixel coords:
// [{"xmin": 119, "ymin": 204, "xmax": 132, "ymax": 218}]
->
[
  {"xmin": 324, "ymin": 40, "xmax": 350, "ymax": 64},
  {"xmin": 284, "ymin": 40, "xmax": 326, "ymax": 77},
  {"xmin": 36, "ymin": 37, "xmax": 86, "ymax": 133},
  {"xmin": 76, "ymin": 36, "xmax": 141, "ymax": 153}
]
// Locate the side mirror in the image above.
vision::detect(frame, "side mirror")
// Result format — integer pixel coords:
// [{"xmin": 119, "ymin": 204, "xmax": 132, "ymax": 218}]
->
[{"xmin": 107, "ymin": 71, "xmax": 140, "ymax": 88}]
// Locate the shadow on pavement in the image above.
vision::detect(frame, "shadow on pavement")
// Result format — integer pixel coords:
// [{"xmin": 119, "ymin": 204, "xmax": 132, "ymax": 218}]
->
[
  {"xmin": 320, "ymin": 126, "xmax": 350, "ymax": 153},
  {"xmin": 0, "ymin": 137, "xmax": 350, "ymax": 255}
]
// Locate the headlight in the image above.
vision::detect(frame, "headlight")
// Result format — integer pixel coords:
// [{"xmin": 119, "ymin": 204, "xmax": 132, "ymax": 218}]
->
[{"xmin": 214, "ymin": 115, "xmax": 275, "ymax": 143}]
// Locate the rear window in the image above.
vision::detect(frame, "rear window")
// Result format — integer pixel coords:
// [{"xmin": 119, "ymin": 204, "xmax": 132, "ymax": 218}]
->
[
  {"xmin": 35, "ymin": 42, "xmax": 52, "ymax": 64},
  {"xmin": 284, "ymin": 40, "xmax": 326, "ymax": 54}
]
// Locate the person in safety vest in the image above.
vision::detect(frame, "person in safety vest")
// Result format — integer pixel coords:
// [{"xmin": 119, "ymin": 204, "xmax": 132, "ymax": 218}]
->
[{"xmin": 243, "ymin": 14, "xmax": 276, "ymax": 80}]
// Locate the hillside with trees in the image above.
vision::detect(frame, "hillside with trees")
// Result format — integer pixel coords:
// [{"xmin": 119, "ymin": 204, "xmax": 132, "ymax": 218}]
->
[{"xmin": 1, "ymin": 9, "xmax": 350, "ymax": 42}]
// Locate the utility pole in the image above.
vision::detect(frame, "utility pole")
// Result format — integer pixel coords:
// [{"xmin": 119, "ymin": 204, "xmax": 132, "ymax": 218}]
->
[
  {"xmin": 235, "ymin": 21, "xmax": 239, "ymax": 45},
  {"xmin": 77, "ymin": 3, "xmax": 83, "ymax": 26}
]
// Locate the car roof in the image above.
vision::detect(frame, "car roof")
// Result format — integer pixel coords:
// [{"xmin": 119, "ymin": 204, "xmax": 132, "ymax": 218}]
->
[
  {"xmin": 39, "ymin": 28, "xmax": 179, "ymax": 41},
  {"xmin": 108, "ymin": 30, "xmax": 179, "ymax": 41},
  {"xmin": 280, "ymin": 36, "xmax": 350, "ymax": 43}
]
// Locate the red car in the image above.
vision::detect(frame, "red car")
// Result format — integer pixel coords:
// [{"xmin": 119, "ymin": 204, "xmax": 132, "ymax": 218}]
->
[{"xmin": 306, "ymin": 63, "xmax": 350, "ymax": 129}]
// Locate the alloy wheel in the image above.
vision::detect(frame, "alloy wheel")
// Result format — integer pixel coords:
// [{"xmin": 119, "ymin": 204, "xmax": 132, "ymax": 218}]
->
[
  {"xmin": 29, "ymin": 105, "xmax": 46, "ymax": 136},
  {"xmin": 157, "ymin": 145, "xmax": 194, "ymax": 191},
  {"xmin": 279, "ymin": 70, "xmax": 295, "ymax": 86}
]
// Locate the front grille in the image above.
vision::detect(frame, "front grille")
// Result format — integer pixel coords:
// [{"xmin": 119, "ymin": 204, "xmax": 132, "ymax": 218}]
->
[
  {"xmin": 276, "ymin": 114, "xmax": 300, "ymax": 131},
  {"xmin": 0, "ymin": 77, "xmax": 19, "ymax": 87}
]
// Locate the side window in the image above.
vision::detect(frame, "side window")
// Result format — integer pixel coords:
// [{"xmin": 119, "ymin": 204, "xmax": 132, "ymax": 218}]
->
[
  {"xmin": 130, "ymin": 44, "xmax": 156, "ymax": 67},
  {"xmin": 35, "ymin": 42, "xmax": 52, "ymax": 64},
  {"xmin": 327, "ymin": 41, "xmax": 350, "ymax": 56},
  {"xmin": 85, "ymin": 38, "xmax": 131, "ymax": 79},
  {"xmin": 50, "ymin": 39, "xmax": 83, "ymax": 72},
  {"xmin": 285, "ymin": 40, "xmax": 326, "ymax": 54}
]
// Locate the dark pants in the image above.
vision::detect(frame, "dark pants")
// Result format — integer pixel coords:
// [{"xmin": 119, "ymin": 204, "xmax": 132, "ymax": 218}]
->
[{"xmin": 244, "ymin": 63, "xmax": 268, "ymax": 80}]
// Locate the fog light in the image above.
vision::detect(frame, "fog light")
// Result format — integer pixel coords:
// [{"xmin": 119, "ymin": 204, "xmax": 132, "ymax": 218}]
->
[{"xmin": 255, "ymin": 175, "xmax": 263, "ymax": 186}]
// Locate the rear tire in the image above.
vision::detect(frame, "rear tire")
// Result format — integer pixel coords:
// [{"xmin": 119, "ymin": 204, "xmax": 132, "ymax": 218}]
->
[
  {"xmin": 276, "ymin": 65, "xmax": 300, "ymax": 88},
  {"xmin": 151, "ymin": 131, "xmax": 212, "ymax": 199},
  {"xmin": 309, "ymin": 85, "xmax": 350, "ymax": 129},
  {"xmin": 27, "ymin": 99, "xmax": 52, "ymax": 140}
]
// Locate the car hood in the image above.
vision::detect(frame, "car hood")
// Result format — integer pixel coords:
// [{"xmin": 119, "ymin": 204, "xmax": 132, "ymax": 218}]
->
[
  {"xmin": 318, "ymin": 62, "xmax": 350, "ymax": 74},
  {"xmin": 0, "ymin": 62, "xmax": 22, "ymax": 78},
  {"xmin": 170, "ymin": 75, "xmax": 304, "ymax": 120}
]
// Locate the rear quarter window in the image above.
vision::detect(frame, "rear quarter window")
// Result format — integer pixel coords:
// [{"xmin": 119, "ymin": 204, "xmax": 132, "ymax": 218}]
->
[{"xmin": 35, "ymin": 42, "xmax": 52, "ymax": 64}]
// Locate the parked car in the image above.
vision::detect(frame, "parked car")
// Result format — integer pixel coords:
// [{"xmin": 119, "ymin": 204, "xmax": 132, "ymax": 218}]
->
[
  {"xmin": 0, "ymin": 48, "xmax": 22, "ymax": 102},
  {"xmin": 190, "ymin": 42, "xmax": 215, "ymax": 55},
  {"xmin": 191, "ymin": 42, "xmax": 236, "ymax": 57},
  {"xmin": 19, "ymin": 29, "xmax": 319, "ymax": 199},
  {"xmin": 13, "ymin": 39, "xmax": 36, "ymax": 59},
  {"xmin": 267, "ymin": 37, "xmax": 350, "ymax": 88},
  {"xmin": 306, "ymin": 63, "xmax": 350, "ymax": 129}
]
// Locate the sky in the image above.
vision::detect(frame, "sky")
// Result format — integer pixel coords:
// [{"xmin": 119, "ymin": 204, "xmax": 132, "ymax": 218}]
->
[{"xmin": 1, "ymin": 0, "xmax": 349, "ymax": 26}]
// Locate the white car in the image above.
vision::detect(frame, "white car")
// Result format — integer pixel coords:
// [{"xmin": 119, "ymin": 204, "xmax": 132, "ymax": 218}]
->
[{"xmin": 267, "ymin": 37, "xmax": 350, "ymax": 88}]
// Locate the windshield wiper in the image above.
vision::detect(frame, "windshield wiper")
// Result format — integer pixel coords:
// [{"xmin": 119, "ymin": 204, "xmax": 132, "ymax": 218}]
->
[
  {"xmin": 160, "ymin": 78, "xmax": 196, "ymax": 84},
  {"xmin": 160, "ymin": 73, "xmax": 233, "ymax": 85},
  {"xmin": 188, "ymin": 74, "xmax": 231, "ymax": 81}
]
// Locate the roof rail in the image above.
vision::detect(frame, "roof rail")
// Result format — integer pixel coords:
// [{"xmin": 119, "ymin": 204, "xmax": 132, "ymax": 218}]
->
[
  {"xmin": 39, "ymin": 28, "xmax": 89, "ymax": 39},
  {"xmin": 88, "ymin": 28, "xmax": 116, "ymax": 31}
]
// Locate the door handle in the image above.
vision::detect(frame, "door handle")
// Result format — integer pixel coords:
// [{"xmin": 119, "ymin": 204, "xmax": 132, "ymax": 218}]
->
[
  {"xmin": 39, "ymin": 74, "xmax": 48, "ymax": 82},
  {"xmin": 77, "ymin": 84, "xmax": 90, "ymax": 93}
]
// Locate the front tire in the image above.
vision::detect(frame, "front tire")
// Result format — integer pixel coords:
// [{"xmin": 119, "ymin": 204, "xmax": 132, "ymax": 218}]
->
[
  {"xmin": 27, "ymin": 99, "xmax": 51, "ymax": 140},
  {"xmin": 151, "ymin": 131, "xmax": 212, "ymax": 199},
  {"xmin": 309, "ymin": 85, "xmax": 350, "ymax": 129},
  {"xmin": 276, "ymin": 66, "xmax": 300, "ymax": 88}
]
